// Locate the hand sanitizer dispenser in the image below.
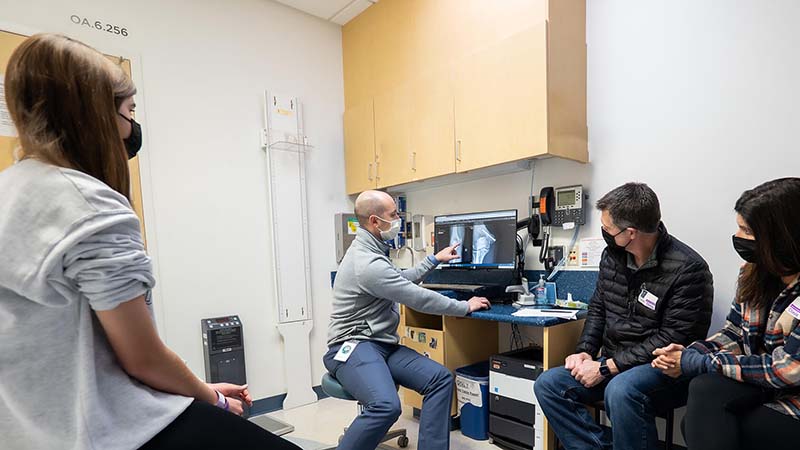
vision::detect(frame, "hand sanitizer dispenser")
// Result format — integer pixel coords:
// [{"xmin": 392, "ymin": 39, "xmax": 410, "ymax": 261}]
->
[{"xmin": 535, "ymin": 275, "xmax": 547, "ymax": 305}]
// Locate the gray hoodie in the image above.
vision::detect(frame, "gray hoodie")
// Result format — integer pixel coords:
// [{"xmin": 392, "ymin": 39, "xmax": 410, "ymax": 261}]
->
[
  {"xmin": 327, "ymin": 227, "xmax": 469, "ymax": 347},
  {"xmin": 0, "ymin": 159, "xmax": 191, "ymax": 450}
]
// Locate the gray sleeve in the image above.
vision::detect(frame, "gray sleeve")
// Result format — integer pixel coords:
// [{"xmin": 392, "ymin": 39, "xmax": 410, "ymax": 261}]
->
[
  {"xmin": 60, "ymin": 211, "xmax": 155, "ymax": 311},
  {"xmin": 358, "ymin": 259, "xmax": 469, "ymax": 317},
  {"xmin": 399, "ymin": 255, "xmax": 438, "ymax": 283}
]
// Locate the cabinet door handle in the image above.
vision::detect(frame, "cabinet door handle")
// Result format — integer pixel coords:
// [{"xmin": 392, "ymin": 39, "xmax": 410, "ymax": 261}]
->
[
  {"xmin": 411, "ymin": 151, "xmax": 417, "ymax": 171},
  {"xmin": 456, "ymin": 140, "xmax": 462, "ymax": 162},
  {"xmin": 375, "ymin": 161, "xmax": 381, "ymax": 180},
  {"xmin": 368, "ymin": 162, "xmax": 373, "ymax": 181}
]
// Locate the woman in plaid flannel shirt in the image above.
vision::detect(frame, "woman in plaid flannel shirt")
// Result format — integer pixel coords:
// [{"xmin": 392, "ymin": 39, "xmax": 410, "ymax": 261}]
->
[{"xmin": 652, "ymin": 178, "xmax": 800, "ymax": 449}]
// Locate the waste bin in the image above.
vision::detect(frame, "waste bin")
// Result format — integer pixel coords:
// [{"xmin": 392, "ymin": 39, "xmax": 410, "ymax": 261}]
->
[{"xmin": 456, "ymin": 361, "xmax": 490, "ymax": 440}]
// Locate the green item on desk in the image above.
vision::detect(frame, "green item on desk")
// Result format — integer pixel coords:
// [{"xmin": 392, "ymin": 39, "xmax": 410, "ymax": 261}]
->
[{"xmin": 555, "ymin": 298, "xmax": 589, "ymax": 310}]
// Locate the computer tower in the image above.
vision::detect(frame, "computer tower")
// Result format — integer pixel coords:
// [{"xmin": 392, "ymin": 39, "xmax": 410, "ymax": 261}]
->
[
  {"xmin": 201, "ymin": 315, "xmax": 249, "ymax": 417},
  {"xmin": 202, "ymin": 315, "xmax": 246, "ymax": 385}
]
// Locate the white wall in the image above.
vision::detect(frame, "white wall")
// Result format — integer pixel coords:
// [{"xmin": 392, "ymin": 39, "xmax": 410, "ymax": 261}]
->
[
  {"xmin": 405, "ymin": 0, "xmax": 800, "ymax": 333},
  {"xmin": 0, "ymin": 0, "xmax": 350, "ymax": 400}
]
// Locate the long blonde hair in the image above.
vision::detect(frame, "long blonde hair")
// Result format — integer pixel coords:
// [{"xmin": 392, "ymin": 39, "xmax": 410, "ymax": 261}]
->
[{"xmin": 4, "ymin": 33, "xmax": 136, "ymax": 199}]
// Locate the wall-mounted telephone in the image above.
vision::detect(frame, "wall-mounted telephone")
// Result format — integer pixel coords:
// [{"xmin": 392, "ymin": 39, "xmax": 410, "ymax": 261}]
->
[
  {"xmin": 517, "ymin": 184, "xmax": 587, "ymax": 272},
  {"xmin": 537, "ymin": 185, "xmax": 587, "ymax": 271},
  {"xmin": 539, "ymin": 185, "xmax": 586, "ymax": 226}
]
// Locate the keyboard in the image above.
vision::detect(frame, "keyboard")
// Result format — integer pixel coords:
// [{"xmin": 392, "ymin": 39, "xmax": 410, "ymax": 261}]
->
[{"xmin": 420, "ymin": 283, "xmax": 485, "ymax": 292}]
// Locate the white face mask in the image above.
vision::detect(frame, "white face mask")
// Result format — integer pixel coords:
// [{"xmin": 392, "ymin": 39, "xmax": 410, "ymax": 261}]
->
[{"xmin": 374, "ymin": 215, "xmax": 401, "ymax": 241}]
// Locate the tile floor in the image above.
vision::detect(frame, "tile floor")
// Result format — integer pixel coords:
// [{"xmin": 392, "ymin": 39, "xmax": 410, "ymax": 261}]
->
[{"xmin": 267, "ymin": 397, "xmax": 497, "ymax": 450}]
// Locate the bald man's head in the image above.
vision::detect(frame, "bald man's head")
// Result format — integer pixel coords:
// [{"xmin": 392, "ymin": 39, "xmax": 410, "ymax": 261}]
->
[{"xmin": 355, "ymin": 190, "xmax": 396, "ymax": 228}]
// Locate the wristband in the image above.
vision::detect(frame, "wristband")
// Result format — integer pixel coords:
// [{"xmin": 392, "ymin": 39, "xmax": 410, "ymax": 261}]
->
[{"xmin": 215, "ymin": 390, "xmax": 229, "ymax": 411}]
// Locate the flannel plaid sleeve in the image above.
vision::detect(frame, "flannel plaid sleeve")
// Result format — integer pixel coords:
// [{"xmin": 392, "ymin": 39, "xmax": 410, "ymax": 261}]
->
[
  {"xmin": 713, "ymin": 321, "xmax": 800, "ymax": 389},
  {"xmin": 688, "ymin": 299, "xmax": 744, "ymax": 355}
]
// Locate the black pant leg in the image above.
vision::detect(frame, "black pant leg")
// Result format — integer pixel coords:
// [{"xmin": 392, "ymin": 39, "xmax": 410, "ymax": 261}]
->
[
  {"xmin": 140, "ymin": 401, "xmax": 302, "ymax": 450},
  {"xmin": 740, "ymin": 404, "xmax": 800, "ymax": 450},
  {"xmin": 684, "ymin": 373, "xmax": 766, "ymax": 450}
]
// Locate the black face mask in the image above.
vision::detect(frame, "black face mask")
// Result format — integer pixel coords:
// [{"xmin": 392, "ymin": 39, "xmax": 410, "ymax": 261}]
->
[
  {"xmin": 119, "ymin": 113, "xmax": 142, "ymax": 159},
  {"xmin": 602, "ymin": 227, "xmax": 630, "ymax": 250},
  {"xmin": 732, "ymin": 235, "xmax": 757, "ymax": 263}
]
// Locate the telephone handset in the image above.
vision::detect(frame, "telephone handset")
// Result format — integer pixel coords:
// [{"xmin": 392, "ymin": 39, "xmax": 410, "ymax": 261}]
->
[
  {"xmin": 539, "ymin": 187, "xmax": 555, "ymax": 226},
  {"xmin": 537, "ymin": 187, "xmax": 555, "ymax": 270}
]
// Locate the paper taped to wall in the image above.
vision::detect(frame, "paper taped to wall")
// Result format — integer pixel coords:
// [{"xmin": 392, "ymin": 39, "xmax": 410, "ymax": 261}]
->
[{"xmin": 580, "ymin": 237, "xmax": 605, "ymax": 267}]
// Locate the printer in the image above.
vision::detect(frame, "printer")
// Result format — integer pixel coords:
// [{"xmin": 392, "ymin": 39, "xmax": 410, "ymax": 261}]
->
[{"xmin": 489, "ymin": 347, "xmax": 545, "ymax": 450}]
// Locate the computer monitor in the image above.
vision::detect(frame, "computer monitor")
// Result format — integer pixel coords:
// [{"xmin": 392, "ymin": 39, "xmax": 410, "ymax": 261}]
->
[{"xmin": 433, "ymin": 209, "xmax": 518, "ymax": 269}]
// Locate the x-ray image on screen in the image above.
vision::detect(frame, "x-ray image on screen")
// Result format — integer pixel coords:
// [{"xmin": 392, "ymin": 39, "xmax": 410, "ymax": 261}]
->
[
  {"xmin": 433, "ymin": 210, "xmax": 517, "ymax": 269},
  {"xmin": 472, "ymin": 224, "xmax": 497, "ymax": 264},
  {"xmin": 448, "ymin": 225, "xmax": 465, "ymax": 263}
]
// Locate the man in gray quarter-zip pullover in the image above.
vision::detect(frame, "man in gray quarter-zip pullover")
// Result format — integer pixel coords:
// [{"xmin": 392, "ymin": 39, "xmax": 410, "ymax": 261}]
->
[{"xmin": 324, "ymin": 190, "xmax": 491, "ymax": 450}]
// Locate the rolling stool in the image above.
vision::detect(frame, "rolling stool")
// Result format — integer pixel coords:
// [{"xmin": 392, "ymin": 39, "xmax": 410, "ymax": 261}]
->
[{"xmin": 321, "ymin": 373, "xmax": 410, "ymax": 449}]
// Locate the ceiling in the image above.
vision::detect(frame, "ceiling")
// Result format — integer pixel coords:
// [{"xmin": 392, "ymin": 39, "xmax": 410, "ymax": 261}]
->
[{"xmin": 272, "ymin": 0, "xmax": 377, "ymax": 25}]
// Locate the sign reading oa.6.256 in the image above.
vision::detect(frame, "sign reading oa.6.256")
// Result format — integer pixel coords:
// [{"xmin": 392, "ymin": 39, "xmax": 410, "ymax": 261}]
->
[{"xmin": 70, "ymin": 14, "xmax": 129, "ymax": 38}]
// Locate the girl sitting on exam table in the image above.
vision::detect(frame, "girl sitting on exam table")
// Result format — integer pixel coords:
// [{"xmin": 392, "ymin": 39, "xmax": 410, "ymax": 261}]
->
[{"xmin": 0, "ymin": 33, "xmax": 299, "ymax": 450}]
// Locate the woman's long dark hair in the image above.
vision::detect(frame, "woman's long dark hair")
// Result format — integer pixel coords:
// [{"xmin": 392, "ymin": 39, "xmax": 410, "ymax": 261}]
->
[{"xmin": 735, "ymin": 177, "xmax": 800, "ymax": 309}]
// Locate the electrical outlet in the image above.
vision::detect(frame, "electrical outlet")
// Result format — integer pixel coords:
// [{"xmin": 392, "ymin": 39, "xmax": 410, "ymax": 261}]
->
[{"xmin": 568, "ymin": 250, "xmax": 579, "ymax": 266}]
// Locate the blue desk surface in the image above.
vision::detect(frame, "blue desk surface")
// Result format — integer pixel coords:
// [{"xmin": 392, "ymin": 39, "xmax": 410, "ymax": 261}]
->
[
  {"xmin": 438, "ymin": 290, "xmax": 587, "ymax": 327},
  {"xmin": 329, "ymin": 269, "xmax": 596, "ymax": 327},
  {"xmin": 468, "ymin": 304, "xmax": 587, "ymax": 327}
]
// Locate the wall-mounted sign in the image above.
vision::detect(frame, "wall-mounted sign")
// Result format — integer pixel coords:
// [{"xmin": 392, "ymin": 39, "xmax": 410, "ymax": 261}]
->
[{"xmin": 70, "ymin": 15, "xmax": 129, "ymax": 37}]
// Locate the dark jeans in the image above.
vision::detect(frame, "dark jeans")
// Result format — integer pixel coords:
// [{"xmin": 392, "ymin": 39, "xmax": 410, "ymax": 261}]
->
[
  {"xmin": 534, "ymin": 364, "xmax": 689, "ymax": 450},
  {"xmin": 323, "ymin": 341, "xmax": 454, "ymax": 450},
  {"xmin": 684, "ymin": 373, "xmax": 799, "ymax": 450},
  {"xmin": 140, "ymin": 400, "xmax": 300, "ymax": 450}
]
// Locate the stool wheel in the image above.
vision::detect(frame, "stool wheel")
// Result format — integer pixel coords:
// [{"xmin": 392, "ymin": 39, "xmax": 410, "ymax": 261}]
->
[{"xmin": 398, "ymin": 436, "xmax": 409, "ymax": 448}]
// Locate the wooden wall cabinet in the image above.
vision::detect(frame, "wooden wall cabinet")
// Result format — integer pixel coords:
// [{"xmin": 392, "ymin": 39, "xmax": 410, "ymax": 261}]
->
[
  {"xmin": 342, "ymin": 0, "xmax": 587, "ymax": 195},
  {"xmin": 343, "ymin": 100, "xmax": 377, "ymax": 194},
  {"xmin": 374, "ymin": 84, "xmax": 413, "ymax": 188},
  {"xmin": 453, "ymin": 23, "xmax": 549, "ymax": 172},
  {"xmin": 408, "ymin": 72, "xmax": 457, "ymax": 182}
]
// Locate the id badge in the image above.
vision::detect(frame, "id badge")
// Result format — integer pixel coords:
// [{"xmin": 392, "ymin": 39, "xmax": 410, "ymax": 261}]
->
[
  {"xmin": 787, "ymin": 298, "xmax": 800, "ymax": 320},
  {"xmin": 334, "ymin": 340, "xmax": 360, "ymax": 362},
  {"xmin": 638, "ymin": 288, "xmax": 659, "ymax": 311}
]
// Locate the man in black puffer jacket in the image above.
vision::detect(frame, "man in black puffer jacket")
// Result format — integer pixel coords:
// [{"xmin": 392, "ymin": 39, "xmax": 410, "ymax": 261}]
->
[{"xmin": 535, "ymin": 183, "xmax": 713, "ymax": 450}]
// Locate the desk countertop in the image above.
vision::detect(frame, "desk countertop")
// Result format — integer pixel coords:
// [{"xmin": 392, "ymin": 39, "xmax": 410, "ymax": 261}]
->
[
  {"xmin": 468, "ymin": 304, "xmax": 587, "ymax": 327},
  {"xmin": 438, "ymin": 290, "xmax": 587, "ymax": 327}
]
